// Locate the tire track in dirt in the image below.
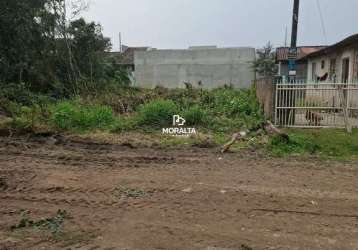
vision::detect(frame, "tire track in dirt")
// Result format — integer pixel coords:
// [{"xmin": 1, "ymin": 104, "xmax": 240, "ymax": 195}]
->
[{"xmin": 2, "ymin": 136, "xmax": 358, "ymax": 249}]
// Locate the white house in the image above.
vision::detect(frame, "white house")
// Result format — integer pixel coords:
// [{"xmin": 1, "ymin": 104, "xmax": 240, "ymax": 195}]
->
[{"xmin": 301, "ymin": 34, "xmax": 358, "ymax": 83}]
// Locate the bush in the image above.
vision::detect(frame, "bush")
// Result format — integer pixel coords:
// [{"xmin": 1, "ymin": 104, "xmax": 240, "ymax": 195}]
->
[
  {"xmin": 0, "ymin": 83, "xmax": 55, "ymax": 107},
  {"xmin": 137, "ymin": 99, "xmax": 178, "ymax": 128},
  {"xmin": 11, "ymin": 105, "xmax": 42, "ymax": 131},
  {"xmin": 183, "ymin": 105, "xmax": 208, "ymax": 126},
  {"xmin": 50, "ymin": 101, "xmax": 115, "ymax": 131},
  {"xmin": 205, "ymin": 88, "xmax": 262, "ymax": 117}
]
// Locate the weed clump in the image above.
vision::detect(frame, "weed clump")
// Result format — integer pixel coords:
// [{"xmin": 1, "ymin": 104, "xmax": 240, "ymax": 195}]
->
[
  {"xmin": 11, "ymin": 210, "xmax": 68, "ymax": 237},
  {"xmin": 50, "ymin": 101, "xmax": 115, "ymax": 131},
  {"xmin": 137, "ymin": 99, "xmax": 178, "ymax": 128},
  {"xmin": 183, "ymin": 105, "xmax": 208, "ymax": 126},
  {"xmin": 268, "ymin": 133, "xmax": 320, "ymax": 156}
]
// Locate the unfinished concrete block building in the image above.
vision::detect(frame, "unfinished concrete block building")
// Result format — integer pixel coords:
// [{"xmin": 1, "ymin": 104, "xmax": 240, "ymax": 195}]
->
[{"xmin": 133, "ymin": 46, "xmax": 256, "ymax": 89}]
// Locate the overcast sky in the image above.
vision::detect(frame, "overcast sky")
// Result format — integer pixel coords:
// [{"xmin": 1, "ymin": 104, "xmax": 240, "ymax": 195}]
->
[{"xmin": 84, "ymin": 0, "xmax": 358, "ymax": 51}]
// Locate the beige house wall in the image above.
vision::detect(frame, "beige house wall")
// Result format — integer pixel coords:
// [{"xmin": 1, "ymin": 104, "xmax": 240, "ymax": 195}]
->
[{"xmin": 307, "ymin": 46, "xmax": 357, "ymax": 83}]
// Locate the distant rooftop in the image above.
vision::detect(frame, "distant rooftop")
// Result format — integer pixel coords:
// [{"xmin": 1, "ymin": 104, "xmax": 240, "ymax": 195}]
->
[
  {"xmin": 300, "ymin": 33, "xmax": 358, "ymax": 60},
  {"xmin": 276, "ymin": 46, "xmax": 327, "ymax": 62}
]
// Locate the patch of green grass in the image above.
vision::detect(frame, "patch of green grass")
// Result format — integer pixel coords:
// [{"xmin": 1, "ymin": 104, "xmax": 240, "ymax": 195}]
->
[
  {"xmin": 183, "ymin": 105, "xmax": 208, "ymax": 126},
  {"xmin": 267, "ymin": 128, "xmax": 358, "ymax": 159},
  {"xmin": 50, "ymin": 101, "xmax": 115, "ymax": 132},
  {"xmin": 136, "ymin": 99, "xmax": 178, "ymax": 128},
  {"xmin": 110, "ymin": 115, "xmax": 139, "ymax": 133}
]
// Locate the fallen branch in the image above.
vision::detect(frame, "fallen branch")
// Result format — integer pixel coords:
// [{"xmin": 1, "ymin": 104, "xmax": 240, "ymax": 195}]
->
[
  {"xmin": 264, "ymin": 121, "xmax": 289, "ymax": 141},
  {"xmin": 221, "ymin": 121, "xmax": 289, "ymax": 153},
  {"xmin": 221, "ymin": 131, "xmax": 248, "ymax": 153}
]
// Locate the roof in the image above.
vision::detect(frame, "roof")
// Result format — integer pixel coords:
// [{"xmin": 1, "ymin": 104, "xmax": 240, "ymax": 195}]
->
[
  {"xmin": 106, "ymin": 47, "xmax": 150, "ymax": 65},
  {"xmin": 300, "ymin": 33, "xmax": 358, "ymax": 60},
  {"xmin": 276, "ymin": 46, "xmax": 327, "ymax": 62}
]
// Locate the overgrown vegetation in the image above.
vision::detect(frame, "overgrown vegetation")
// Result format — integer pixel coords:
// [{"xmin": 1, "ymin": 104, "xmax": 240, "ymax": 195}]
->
[
  {"xmin": 50, "ymin": 101, "xmax": 115, "ymax": 131},
  {"xmin": 136, "ymin": 99, "xmax": 178, "ymax": 128},
  {"xmin": 0, "ymin": 85, "xmax": 264, "ymax": 134}
]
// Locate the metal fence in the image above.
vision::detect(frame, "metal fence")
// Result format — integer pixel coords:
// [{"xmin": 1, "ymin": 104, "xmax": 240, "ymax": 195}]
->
[{"xmin": 274, "ymin": 82, "xmax": 358, "ymax": 129}]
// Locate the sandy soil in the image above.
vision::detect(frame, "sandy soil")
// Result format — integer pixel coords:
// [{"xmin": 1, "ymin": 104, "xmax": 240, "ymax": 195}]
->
[{"xmin": 1, "ymin": 134, "xmax": 358, "ymax": 250}]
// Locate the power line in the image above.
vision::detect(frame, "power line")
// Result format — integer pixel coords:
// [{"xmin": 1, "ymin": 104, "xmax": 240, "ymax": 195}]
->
[{"xmin": 316, "ymin": 0, "xmax": 328, "ymax": 45}]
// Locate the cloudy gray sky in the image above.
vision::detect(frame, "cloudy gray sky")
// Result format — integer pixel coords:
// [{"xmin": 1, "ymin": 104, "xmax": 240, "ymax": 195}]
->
[{"xmin": 84, "ymin": 0, "xmax": 358, "ymax": 51}]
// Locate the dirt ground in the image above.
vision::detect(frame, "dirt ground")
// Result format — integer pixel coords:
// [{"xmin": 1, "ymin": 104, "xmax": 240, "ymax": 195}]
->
[{"xmin": 1, "ymin": 134, "xmax": 358, "ymax": 250}]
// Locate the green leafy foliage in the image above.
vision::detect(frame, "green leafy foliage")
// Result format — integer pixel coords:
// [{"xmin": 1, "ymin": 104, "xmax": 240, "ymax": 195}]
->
[
  {"xmin": 12, "ymin": 105, "xmax": 42, "ymax": 131},
  {"xmin": 252, "ymin": 42, "xmax": 278, "ymax": 77},
  {"xmin": 268, "ymin": 133, "xmax": 320, "ymax": 155},
  {"xmin": 0, "ymin": 1, "xmax": 115, "ymax": 95},
  {"xmin": 137, "ymin": 99, "xmax": 178, "ymax": 128},
  {"xmin": 187, "ymin": 87, "xmax": 264, "ymax": 132},
  {"xmin": 1, "ymin": 84, "xmax": 264, "ymax": 135},
  {"xmin": 110, "ymin": 116, "xmax": 138, "ymax": 133},
  {"xmin": 183, "ymin": 105, "xmax": 208, "ymax": 126},
  {"xmin": 50, "ymin": 101, "xmax": 115, "ymax": 131},
  {"xmin": 203, "ymin": 87, "xmax": 261, "ymax": 117}
]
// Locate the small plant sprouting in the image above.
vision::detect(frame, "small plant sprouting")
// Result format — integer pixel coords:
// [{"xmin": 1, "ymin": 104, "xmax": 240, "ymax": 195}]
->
[
  {"xmin": 11, "ymin": 209, "xmax": 68, "ymax": 237},
  {"xmin": 113, "ymin": 186, "xmax": 148, "ymax": 199}
]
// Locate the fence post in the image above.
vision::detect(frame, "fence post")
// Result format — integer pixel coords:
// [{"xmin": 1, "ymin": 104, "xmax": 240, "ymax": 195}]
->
[
  {"xmin": 339, "ymin": 85, "xmax": 352, "ymax": 133},
  {"xmin": 274, "ymin": 81, "xmax": 278, "ymax": 126}
]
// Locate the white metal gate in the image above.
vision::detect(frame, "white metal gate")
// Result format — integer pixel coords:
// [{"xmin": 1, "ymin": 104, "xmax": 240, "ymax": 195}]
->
[{"xmin": 274, "ymin": 82, "xmax": 358, "ymax": 128}]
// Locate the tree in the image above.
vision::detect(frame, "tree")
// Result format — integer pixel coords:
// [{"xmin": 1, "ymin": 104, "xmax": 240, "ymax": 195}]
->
[
  {"xmin": 68, "ymin": 18, "xmax": 111, "ymax": 80},
  {"xmin": 0, "ymin": 0, "xmax": 50, "ymax": 84},
  {"xmin": 253, "ymin": 42, "xmax": 278, "ymax": 78},
  {"xmin": 0, "ymin": 0, "xmax": 113, "ymax": 95}
]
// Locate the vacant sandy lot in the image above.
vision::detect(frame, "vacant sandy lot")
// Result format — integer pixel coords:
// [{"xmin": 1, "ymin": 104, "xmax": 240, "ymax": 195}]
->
[{"xmin": 1, "ymin": 135, "xmax": 358, "ymax": 250}]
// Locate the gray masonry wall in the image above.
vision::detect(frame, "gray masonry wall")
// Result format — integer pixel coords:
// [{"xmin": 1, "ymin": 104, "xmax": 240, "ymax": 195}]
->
[{"xmin": 133, "ymin": 47, "xmax": 256, "ymax": 89}]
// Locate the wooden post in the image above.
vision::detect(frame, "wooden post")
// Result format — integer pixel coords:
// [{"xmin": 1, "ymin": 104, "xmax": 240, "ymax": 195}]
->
[{"xmin": 339, "ymin": 85, "xmax": 352, "ymax": 133}]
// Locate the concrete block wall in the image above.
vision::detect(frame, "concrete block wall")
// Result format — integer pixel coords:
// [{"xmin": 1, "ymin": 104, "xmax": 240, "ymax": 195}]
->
[{"xmin": 133, "ymin": 47, "xmax": 256, "ymax": 89}]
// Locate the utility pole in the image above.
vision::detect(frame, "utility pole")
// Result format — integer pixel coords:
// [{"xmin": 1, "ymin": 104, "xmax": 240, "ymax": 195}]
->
[
  {"xmin": 291, "ymin": 0, "xmax": 300, "ymax": 49},
  {"xmin": 281, "ymin": 0, "xmax": 300, "ymax": 126},
  {"xmin": 288, "ymin": 0, "xmax": 300, "ymax": 79}
]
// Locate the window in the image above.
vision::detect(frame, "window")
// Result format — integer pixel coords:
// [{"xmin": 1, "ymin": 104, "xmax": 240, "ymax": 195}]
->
[{"xmin": 321, "ymin": 60, "xmax": 325, "ymax": 69}]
